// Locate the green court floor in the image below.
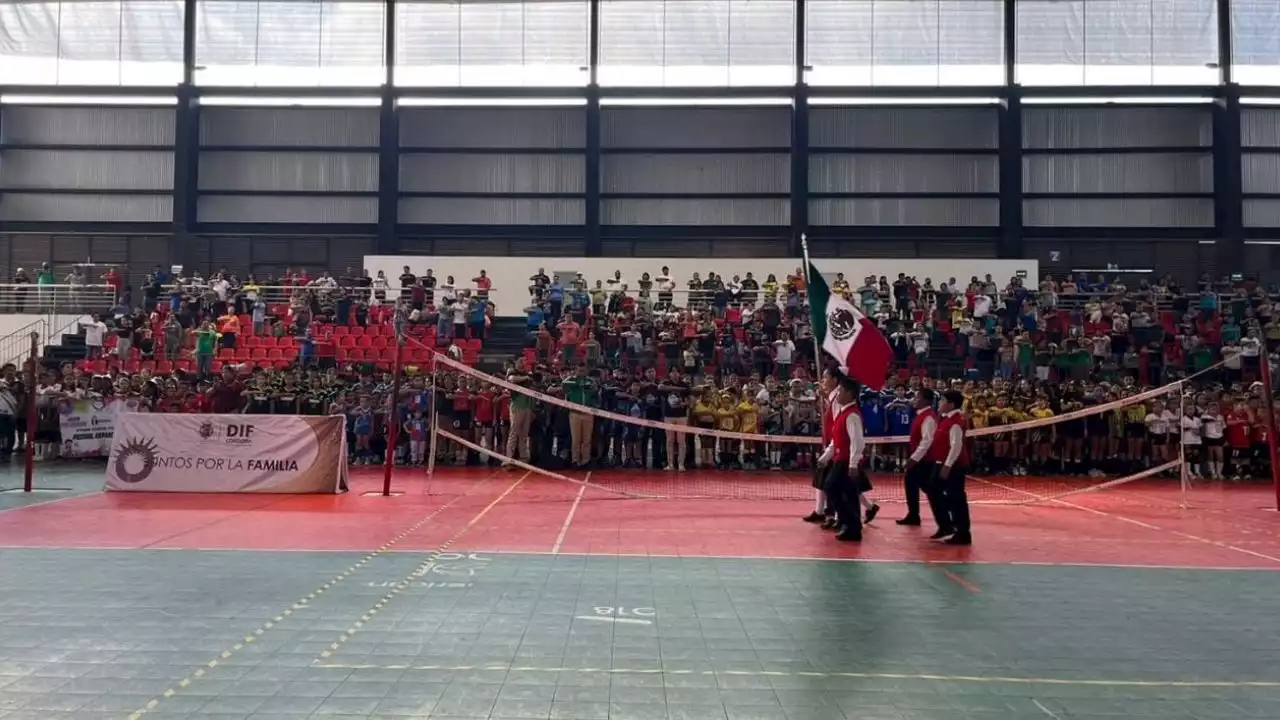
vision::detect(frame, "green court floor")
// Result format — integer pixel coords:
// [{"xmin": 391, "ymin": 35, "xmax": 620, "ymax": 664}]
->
[{"xmin": 0, "ymin": 548, "xmax": 1275, "ymax": 720}]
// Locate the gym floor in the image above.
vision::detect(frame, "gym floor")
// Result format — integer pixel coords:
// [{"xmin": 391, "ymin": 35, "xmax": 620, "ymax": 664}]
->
[{"xmin": 0, "ymin": 463, "xmax": 1277, "ymax": 720}]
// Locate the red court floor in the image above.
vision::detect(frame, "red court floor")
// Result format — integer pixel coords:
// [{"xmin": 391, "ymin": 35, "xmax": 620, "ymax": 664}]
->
[{"xmin": 1, "ymin": 467, "xmax": 1277, "ymax": 570}]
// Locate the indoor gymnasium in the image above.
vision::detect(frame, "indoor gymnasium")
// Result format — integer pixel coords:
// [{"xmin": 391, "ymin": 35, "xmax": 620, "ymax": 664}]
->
[{"xmin": 1, "ymin": 0, "xmax": 1279, "ymax": 719}]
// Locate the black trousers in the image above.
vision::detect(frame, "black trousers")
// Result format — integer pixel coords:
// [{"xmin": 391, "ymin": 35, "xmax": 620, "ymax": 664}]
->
[
  {"xmin": 905, "ymin": 460, "xmax": 947, "ymax": 525},
  {"xmin": 934, "ymin": 464, "xmax": 971, "ymax": 536},
  {"xmin": 822, "ymin": 463, "xmax": 861, "ymax": 532},
  {"xmin": 0, "ymin": 414, "xmax": 14, "ymax": 455}
]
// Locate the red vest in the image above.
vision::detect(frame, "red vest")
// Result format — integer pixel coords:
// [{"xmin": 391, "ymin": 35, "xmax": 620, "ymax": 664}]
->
[
  {"xmin": 929, "ymin": 411, "xmax": 970, "ymax": 468},
  {"xmin": 909, "ymin": 408, "xmax": 936, "ymax": 452},
  {"xmin": 831, "ymin": 403, "xmax": 862, "ymax": 463},
  {"xmin": 820, "ymin": 390, "xmax": 838, "ymax": 445}
]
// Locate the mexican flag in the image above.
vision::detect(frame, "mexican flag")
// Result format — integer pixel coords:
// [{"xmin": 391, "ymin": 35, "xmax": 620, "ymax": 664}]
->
[{"xmin": 807, "ymin": 261, "xmax": 894, "ymax": 391}]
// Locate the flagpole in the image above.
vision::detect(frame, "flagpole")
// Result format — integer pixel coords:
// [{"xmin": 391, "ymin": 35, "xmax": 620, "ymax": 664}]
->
[{"xmin": 799, "ymin": 233, "xmax": 826, "ymax": 380}]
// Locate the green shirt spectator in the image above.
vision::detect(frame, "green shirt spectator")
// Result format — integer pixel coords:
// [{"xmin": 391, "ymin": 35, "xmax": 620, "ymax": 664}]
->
[
  {"xmin": 562, "ymin": 376, "xmax": 597, "ymax": 407},
  {"xmin": 194, "ymin": 328, "xmax": 219, "ymax": 355}
]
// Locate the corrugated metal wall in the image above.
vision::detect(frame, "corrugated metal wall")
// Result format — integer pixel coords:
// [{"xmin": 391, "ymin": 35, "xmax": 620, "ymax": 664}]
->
[
  {"xmin": 0, "ymin": 234, "xmax": 170, "ymax": 286},
  {"xmin": 399, "ymin": 107, "xmax": 585, "ymax": 225},
  {"xmin": 197, "ymin": 107, "xmax": 379, "ymax": 224},
  {"xmin": 1022, "ymin": 105, "xmax": 1214, "ymax": 228},
  {"xmin": 0, "ymin": 106, "xmax": 175, "ymax": 222},
  {"xmin": 1241, "ymin": 107, "xmax": 1280, "ymax": 228},
  {"xmin": 809, "ymin": 106, "xmax": 999, "ymax": 226},
  {"xmin": 1025, "ymin": 238, "xmax": 1212, "ymax": 285},
  {"xmin": 601, "ymin": 106, "xmax": 790, "ymax": 226}
]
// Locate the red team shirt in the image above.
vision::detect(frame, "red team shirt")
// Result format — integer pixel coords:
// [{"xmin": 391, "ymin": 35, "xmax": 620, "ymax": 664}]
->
[
  {"xmin": 473, "ymin": 391, "xmax": 495, "ymax": 424},
  {"xmin": 1226, "ymin": 410, "xmax": 1253, "ymax": 449}
]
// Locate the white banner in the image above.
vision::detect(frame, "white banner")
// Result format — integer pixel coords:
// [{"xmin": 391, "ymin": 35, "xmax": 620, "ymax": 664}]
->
[
  {"xmin": 57, "ymin": 397, "xmax": 144, "ymax": 459},
  {"xmin": 105, "ymin": 414, "xmax": 348, "ymax": 494}
]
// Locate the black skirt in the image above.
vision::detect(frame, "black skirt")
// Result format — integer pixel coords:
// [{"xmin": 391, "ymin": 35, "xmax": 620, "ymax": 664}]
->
[{"xmin": 811, "ymin": 463, "xmax": 826, "ymax": 490}]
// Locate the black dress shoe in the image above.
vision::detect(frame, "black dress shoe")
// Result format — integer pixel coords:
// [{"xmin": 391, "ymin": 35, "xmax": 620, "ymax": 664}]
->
[
  {"xmin": 802, "ymin": 512, "xmax": 825, "ymax": 523},
  {"xmin": 944, "ymin": 534, "xmax": 972, "ymax": 546},
  {"xmin": 864, "ymin": 504, "xmax": 880, "ymax": 524},
  {"xmin": 835, "ymin": 529, "xmax": 862, "ymax": 542},
  {"xmin": 896, "ymin": 515, "xmax": 921, "ymax": 526},
  {"xmin": 929, "ymin": 527, "xmax": 956, "ymax": 540},
  {"xmin": 821, "ymin": 518, "xmax": 839, "ymax": 530}
]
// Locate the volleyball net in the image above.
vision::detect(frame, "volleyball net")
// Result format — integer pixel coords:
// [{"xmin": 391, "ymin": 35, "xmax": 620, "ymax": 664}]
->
[{"xmin": 401, "ymin": 333, "xmax": 1257, "ymax": 507}]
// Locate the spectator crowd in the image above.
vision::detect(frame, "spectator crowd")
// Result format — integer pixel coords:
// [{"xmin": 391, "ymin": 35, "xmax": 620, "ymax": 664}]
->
[{"xmin": 0, "ymin": 263, "xmax": 1276, "ymax": 483}]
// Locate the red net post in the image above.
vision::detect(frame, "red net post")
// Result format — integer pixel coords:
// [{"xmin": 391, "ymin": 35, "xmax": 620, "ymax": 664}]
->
[
  {"xmin": 23, "ymin": 331, "xmax": 38, "ymax": 493},
  {"xmin": 382, "ymin": 333, "xmax": 405, "ymax": 497},
  {"xmin": 1261, "ymin": 352, "xmax": 1280, "ymax": 511}
]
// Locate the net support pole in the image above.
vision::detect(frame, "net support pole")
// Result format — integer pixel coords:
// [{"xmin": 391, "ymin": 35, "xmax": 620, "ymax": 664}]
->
[
  {"xmin": 427, "ymin": 353, "xmax": 438, "ymax": 485},
  {"xmin": 382, "ymin": 332, "xmax": 404, "ymax": 497},
  {"xmin": 1178, "ymin": 384, "xmax": 1189, "ymax": 508},
  {"xmin": 1259, "ymin": 352, "xmax": 1280, "ymax": 511},
  {"xmin": 23, "ymin": 331, "xmax": 38, "ymax": 493}
]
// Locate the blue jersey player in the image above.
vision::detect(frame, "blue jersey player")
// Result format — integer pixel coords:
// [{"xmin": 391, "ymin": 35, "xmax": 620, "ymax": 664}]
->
[{"xmin": 885, "ymin": 388, "xmax": 915, "ymax": 470}]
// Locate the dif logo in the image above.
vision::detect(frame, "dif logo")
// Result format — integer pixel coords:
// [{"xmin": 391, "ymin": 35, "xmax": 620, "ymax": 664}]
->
[
  {"xmin": 198, "ymin": 421, "xmax": 256, "ymax": 445},
  {"xmin": 227, "ymin": 424, "xmax": 255, "ymax": 439}
]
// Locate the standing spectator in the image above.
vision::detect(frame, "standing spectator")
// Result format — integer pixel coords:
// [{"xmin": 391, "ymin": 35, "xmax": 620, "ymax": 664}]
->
[
  {"xmin": 81, "ymin": 314, "xmax": 106, "ymax": 359},
  {"xmin": 473, "ymin": 270, "xmax": 492, "ymax": 301},
  {"xmin": 217, "ymin": 309, "xmax": 239, "ymax": 350},
  {"xmin": 163, "ymin": 314, "xmax": 183, "ymax": 362},
  {"xmin": 547, "ymin": 275, "xmax": 565, "ymax": 327},
  {"xmin": 774, "ymin": 332, "xmax": 795, "ymax": 380},
  {"xmin": 193, "ymin": 321, "xmax": 218, "ymax": 378},
  {"xmin": 451, "ymin": 293, "xmax": 469, "ymax": 340}
]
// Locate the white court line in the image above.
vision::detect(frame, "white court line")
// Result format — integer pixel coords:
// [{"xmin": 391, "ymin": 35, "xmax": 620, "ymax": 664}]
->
[
  {"xmin": 0, "ymin": 489, "xmax": 99, "ymax": 515},
  {"xmin": 973, "ymin": 475, "xmax": 1280, "ymax": 567},
  {"xmin": 574, "ymin": 615, "xmax": 652, "ymax": 625},
  {"xmin": 552, "ymin": 474, "xmax": 588, "ymax": 555},
  {"xmin": 1033, "ymin": 699, "xmax": 1063, "ymax": 719}
]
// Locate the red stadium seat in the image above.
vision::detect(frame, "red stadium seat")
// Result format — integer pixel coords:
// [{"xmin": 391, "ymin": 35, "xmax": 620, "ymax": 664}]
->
[
  {"xmin": 251, "ymin": 348, "xmax": 268, "ymax": 360},
  {"xmin": 355, "ymin": 335, "xmax": 372, "ymax": 348},
  {"xmin": 156, "ymin": 360, "xmax": 172, "ymax": 373},
  {"xmin": 219, "ymin": 348, "xmax": 235, "ymax": 360},
  {"xmin": 267, "ymin": 348, "xmax": 283, "ymax": 359}
]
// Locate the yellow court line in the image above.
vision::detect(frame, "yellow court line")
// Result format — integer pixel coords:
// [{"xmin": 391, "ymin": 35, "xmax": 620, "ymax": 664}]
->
[
  {"xmin": 126, "ymin": 472, "xmax": 513, "ymax": 720},
  {"xmin": 315, "ymin": 472, "xmax": 529, "ymax": 663},
  {"xmin": 310, "ymin": 662, "xmax": 1280, "ymax": 689}
]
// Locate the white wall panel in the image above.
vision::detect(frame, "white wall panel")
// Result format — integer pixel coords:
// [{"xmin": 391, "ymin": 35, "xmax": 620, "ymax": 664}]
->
[
  {"xmin": 198, "ymin": 196, "xmax": 376, "ymax": 223},
  {"xmin": 0, "ymin": 107, "xmax": 174, "ymax": 145},
  {"xmin": 0, "ymin": 150, "xmax": 173, "ymax": 190},
  {"xmin": 602, "ymin": 107, "xmax": 790, "ymax": 148},
  {"xmin": 1023, "ymin": 153, "xmax": 1213, "ymax": 193},
  {"xmin": 400, "ymin": 154, "xmax": 584, "ymax": 193},
  {"xmin": 394, "ymin": 0, "xmax": 588, "ymax": 87},
  {"xmin": 809, "ymin": 107, "xmax": 998, "ymax": 149},
  {"xmin": 399, "ymin": 107, "xmax": 584, "ymax": 148},
  {"xmin": 1024, "ymin": 198, "xmax": 1213, "ymax": 226},
  {"xmin": 1241, "ymin": 153, "xmax": 1280, "ymax": 193},
  {"xmin": 366, "ymin": 254, "xmax": 1038, "ymax": 318},
  {"xmin": 200, "ymin": 108, "xmax": 380, "ymax": 147},
  {"xmin": 810, "ymin": 198, "xmax": 998, "ymax": 226},
  {"xmin": 810, "ymin": 155, "xmax": 998, "ymax": 193},
  {"xmin": 805, "ymin": 0, "xmax": 1004, "ymax": 86},
  {"xmin": 1023, "ymin": 106, "xmax": 1212, "ymax": 148},
  {"xmin": 1241, "ymin": 108, "xmax": 1280, "ymax": 148},
  {"xmin": 602, "ymin": 154, "xmax": 788, "ymax": 194},
  {"xmin": 198, "ymin": 152, "xmax": 378, "ymax": 192},
  {"xmin": 0, "ymin": 194, "xmax": 171, "ymax": 222},
  {"xmin": 1244, "ymin": 200, "xmax": 1280, "ymax": 227},
  {"xmin": 399, "ymin": 198, "xmax": 584, "ymax": 224},
  {"xmin": 603, "ymin": 199, "xmax": 788, "ymax": 225}
]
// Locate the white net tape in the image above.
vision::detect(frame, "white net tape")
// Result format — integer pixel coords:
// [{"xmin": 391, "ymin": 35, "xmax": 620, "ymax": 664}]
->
[
  {"xmin": 435, "ymin": 428, "xmax": 660, "ymax": 500},
  {"xmin": 971, "ymin": 460, "xmax": 1181, "ymax": 506},
  {"xmin": 425, "ymin": 343, "xmax": 1227, "ymax": 447}
]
